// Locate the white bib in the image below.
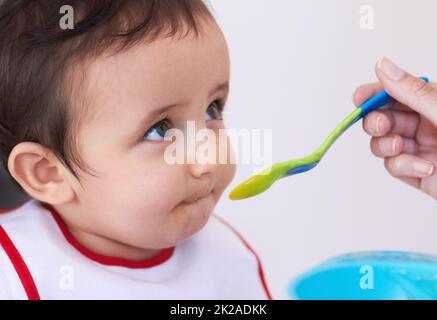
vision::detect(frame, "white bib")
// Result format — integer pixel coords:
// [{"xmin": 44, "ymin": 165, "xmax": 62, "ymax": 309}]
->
[{"xmin": 0, "ymin": 199, "xmax": 271, "ymax": 300}]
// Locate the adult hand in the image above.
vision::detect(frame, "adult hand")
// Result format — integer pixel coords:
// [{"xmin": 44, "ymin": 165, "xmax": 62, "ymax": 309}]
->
[{"xmin": 353, "ymin": 58, "xmax": 437, "ymax": 199}]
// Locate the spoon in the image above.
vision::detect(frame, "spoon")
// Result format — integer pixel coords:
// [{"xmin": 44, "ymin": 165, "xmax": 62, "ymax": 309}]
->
[{"xmin": 229, "ymin": 77, "xmax": 429, "ymax": 200}]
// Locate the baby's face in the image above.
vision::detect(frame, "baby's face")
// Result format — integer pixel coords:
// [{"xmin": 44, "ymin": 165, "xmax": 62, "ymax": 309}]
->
[{"xmin": 68, "ymin": 20, "xmax": 235, "ymax": 250}]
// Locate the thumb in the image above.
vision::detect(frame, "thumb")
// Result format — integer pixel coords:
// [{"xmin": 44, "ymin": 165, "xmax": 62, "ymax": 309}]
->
[{"xmin": 375, "ymin": 57, "xmax": 437, "ymax": 126}]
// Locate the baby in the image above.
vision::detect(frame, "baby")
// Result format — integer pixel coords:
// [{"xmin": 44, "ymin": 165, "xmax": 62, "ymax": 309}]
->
[{"xmin": 0, "ymin": 0, "xmax": 271, "ymax": 299}]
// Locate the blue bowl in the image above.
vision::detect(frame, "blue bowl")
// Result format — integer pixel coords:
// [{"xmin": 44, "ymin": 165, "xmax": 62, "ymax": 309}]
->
[{"xmin": 288, "ymin": 251, "xmax": 437, "ymax": 300}]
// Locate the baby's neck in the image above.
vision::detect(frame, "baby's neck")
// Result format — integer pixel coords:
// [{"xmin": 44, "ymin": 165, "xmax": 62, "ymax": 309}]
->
[
  {"xmin": 43, "ymin": 201, "xmax": 163, "ymax": 261},
  {"xmin": 67, "ymin": 225, "xmax": 163, "ymax": 261}
]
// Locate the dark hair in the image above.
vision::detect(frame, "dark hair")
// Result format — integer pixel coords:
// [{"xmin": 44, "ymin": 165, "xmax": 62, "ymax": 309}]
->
[{"xmin": 0, "ymin": 0, "xmax": 214, "ymax": 192}]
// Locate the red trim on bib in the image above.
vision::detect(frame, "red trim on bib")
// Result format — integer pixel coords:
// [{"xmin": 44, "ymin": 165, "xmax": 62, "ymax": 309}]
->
[
  {"xmin": 40, "ymin": 202, "xmax": 175, "ymax": 269},
  {"xmin": 0, "ymin": 226, "xmax": 40, "ymax": 300},
  {"xmin": 214, "ymin": 215, "xmax": 273, "ymax": 300}
]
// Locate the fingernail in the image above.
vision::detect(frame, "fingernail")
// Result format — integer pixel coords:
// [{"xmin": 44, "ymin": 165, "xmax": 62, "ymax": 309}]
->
[
  {"xmin": 391, "ymin": 138, "xmax": 399, "ymax": 153},
  {"xmin": 413, "ymin": 160, "xmax": 434, "ymax": 176},
  {"xmin": 375, "ymin": 116, "xmax": 382, "ymax": 135},
  {"xmin": 377, "ymin": 58, "xmax": 405, "ymax": 81}
]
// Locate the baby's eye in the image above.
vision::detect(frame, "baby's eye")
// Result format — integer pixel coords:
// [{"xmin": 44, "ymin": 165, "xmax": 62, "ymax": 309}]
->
[
  {"xmin": 205, "ymin": 100, "xmax": 224, "ymax": 122},
  {"xmin": 144, "ymin": 119, "xmax": 172, "ymax": 141}
]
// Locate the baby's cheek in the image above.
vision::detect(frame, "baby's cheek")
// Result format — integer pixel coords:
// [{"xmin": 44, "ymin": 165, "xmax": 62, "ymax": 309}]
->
[
  {"xmin": 226, "ymin": 162, "xmax": 237, "ymax": 185},
  {"xmin": 217, "ymin": 140, "xmax": 237, "ymax": 191}
]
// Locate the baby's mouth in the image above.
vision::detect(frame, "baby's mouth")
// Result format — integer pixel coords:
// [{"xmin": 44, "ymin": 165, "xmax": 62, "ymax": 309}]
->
[
  {"xmin": 172, "ymin": 190, "xmax": 216, "ymax": 224},
  {"xmin": 183, "ymin": 191, "xmax": 211, "ymax": 204},
  {"xmin": 183, "ymin": 182, "xmax": 215, "ymax": 204}
]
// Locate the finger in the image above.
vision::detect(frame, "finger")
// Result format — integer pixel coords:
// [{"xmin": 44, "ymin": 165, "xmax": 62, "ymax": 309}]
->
[
  {"xmin": 384, "ymin": 154, "xmax": 435, "ymax": 178},
  {"xmin": 353, "ymin": 82, "xmax": 421, "ymax": 115},
  {"xmin": 415, "ymin": 117, "xmax": 437, "ymax": 148},
  {"xmin": 363, "ymin": 111, "xmax": 391, "ymax": 137},
  {"xmin": 397, "ymin": 177, "xmax": 421, "ymax": 189},
  {"xmin": 353, "ymin": 82, "xmax": 383, "ymax": 107},
  {"xmin": 352, "ymin": 80, "xmax": 425, "ymax": 113},
  {"xmin": 363, "ymin": 109, "xmax": 419, "ymax": 138},
  {"xmin": 389, "ymin": 101, "xmax": 419, "ymax": 113},
  {"xmin": 370, "ymin": 135, "xmax": 417, "ymax": 158},
  {"xmin": 375, "ymin": 58, "xmax": 437, "ymax": 126}
]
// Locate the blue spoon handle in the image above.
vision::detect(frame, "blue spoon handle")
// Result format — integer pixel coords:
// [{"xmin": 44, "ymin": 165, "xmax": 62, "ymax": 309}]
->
[{"xmin": 358, "ymin": 76, "xmax": 429, "ymax": 118}]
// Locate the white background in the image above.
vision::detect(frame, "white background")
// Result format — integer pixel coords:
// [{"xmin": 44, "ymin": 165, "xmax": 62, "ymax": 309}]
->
[{"xmin": 210, "ymin": 0, "xmax": 437, "ymax": 299}]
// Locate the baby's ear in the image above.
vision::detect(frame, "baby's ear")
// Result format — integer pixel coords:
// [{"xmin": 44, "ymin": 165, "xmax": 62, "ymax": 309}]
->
[{"xmin": 7, "ymin": 142, "xmax": 75, "ymax": 205}]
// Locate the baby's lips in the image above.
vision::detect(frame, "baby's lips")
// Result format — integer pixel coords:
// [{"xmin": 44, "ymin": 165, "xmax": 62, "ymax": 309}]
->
[{"xmin": 184, "ymin": 182, "xmax": 214, "ymax": 203}]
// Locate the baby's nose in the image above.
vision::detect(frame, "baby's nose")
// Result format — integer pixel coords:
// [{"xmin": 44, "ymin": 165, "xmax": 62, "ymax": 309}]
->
[
  {"xmin": 185, "ymin": 120, "xmax": 222, "ymax": 178},
  {"xmin": 190, "ymin": 160, "xmax": 219, "ymax": 179}
]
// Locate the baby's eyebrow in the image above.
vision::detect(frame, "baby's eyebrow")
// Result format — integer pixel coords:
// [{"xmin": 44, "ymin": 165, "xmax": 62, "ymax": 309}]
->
[
  {"xmin": 143, "ymin": 104, "xmax": 178, "ymax": 123},
  {"xmin": 131, "ymin": 104, "xmax": 178, "ymax": 139},
  {"xmin": 209, "ymin": 81, "xmax": 229, "ymax": 97}
]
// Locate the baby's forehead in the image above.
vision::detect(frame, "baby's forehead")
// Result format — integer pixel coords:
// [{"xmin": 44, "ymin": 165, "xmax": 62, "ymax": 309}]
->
[
  {"xmin": 79, "ymin": 27, "xmax": 229, "ymax": 112},
  {"xmin": 77, "ymin": 25, "xmax": 229, "ymax": 125}
]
